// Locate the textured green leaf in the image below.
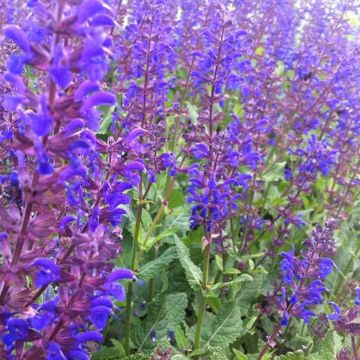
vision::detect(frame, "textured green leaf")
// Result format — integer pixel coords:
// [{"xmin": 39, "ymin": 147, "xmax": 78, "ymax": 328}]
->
[
  {"xmin": 98, "ymin": 105, "xmax": 115, "ymax": 134},
  {"xmin": 308, "ymin": 330, "xmax": 343, "ymax": 360},
  {"xmin": 141, "ymin": 228, "xmax": 177, "ymax": 251},
  {"xmin": 110, "ymin": 339, "xmax": 125, "ymax": 355},
  {"xmin": 175, "ymin": 237, "xmax": 202, "ymax": 290},
  {"xmin": 236, "ymin": 271, "xmax": 267, "ymax": 307},
  {"xmin": 209, "ymin": 274, "xmax": 253, "ymax": 291},
  {"xmin": 175, "ymin": 325, "xmax": 191, "ymax": 351},
  {"xmin": 133, "ymin": 293, "xmax": 188, "ymax": 351},
  {"xmin": 138, "ymin": 247, "xmax": 178, "ymax": 280},
  {"xmin": 171, "ymin": 355, "xmax": 192, "ymax": 360},
  {"xmin": 202, "ymin": 303, "xmax": 244, "ymax": 349},
  {"xmin": 209, "ymin": 346, "xmax": 229, "ymax": 359},
  {"xmin": 91, "ymin": 346, "xmax": 123, "ymax": 360},
  {"xmin": 233, "ymin": 349, "xmax": 248, "ymax": 360},
  {"xmin": 261, "ymin": 161, "xmax": 286, "ymax": 182},
  {"xmin": 186, "ymin": 102, "xmax": 198, "ymax": 123},
  {"xmin": 274, "ymin": 350, "xmax": 305, "ymax": 359},
  {"xmin": 168, "ymin": 188, "xmax": 185, "ymax": 209}
]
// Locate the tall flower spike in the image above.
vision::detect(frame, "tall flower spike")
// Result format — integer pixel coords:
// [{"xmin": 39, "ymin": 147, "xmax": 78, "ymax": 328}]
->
[
  {"xmin": 0, "ymin": 0, "xmax": 141, "ymax": 358},
  {"xmin": 279, "ymin": 221, "xmax": 337, "ymax": 325}
]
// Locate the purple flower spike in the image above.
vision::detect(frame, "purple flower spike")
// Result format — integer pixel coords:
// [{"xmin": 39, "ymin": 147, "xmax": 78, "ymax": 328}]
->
[{"xmin": 278, "ymin": 222, "xmax": 337, "ymax": 325}]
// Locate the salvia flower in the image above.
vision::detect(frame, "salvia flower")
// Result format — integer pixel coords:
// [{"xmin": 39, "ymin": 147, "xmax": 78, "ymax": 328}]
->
[{"xmin": 278, "ymin": 221, "xmax": 337, "ymax": 325}]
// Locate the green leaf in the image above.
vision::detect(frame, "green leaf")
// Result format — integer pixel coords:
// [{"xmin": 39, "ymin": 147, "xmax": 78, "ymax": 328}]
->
[
  {"xmin": 274, "ymin": 350, "xmax": 305, "ymax": 359},
  {"xmin": 236, "ymin": 271, "xmax": 267, "ymax": 306},
  {"xmin": 209, "ymin": 347, "xmax": 230, "ymax": 359},
  {"xmin": 168, "ymin": 188, "xmax": 185, "ymax": 209},
  {"xmin": 186, "ymin": 102, "xmax": 198, "ymax": 123},
  {"xmin": 110, "ymin": 339, "xmax": 125, "ymax": 355},
  {"xmin": 308, "ymin": 330, "xmax": 343, "ymax": 360},
  {"xmin": 202, "ymin": 303, "xmax": 244, "ymax": 349},
  {"xmin": 91, "ymin": 346, "xmax": 123, "ymax": 360},
  {"xmin": 209, "ymin": 274, "xmax": 253, "ymax": 291},
  {"xmin": 133, "ymin": 293, "xmax": 188, "ymax": 351},
  {"xmin": 141, "ymin": 208, "xmax": 153, "ymax": 229},
  {"xmin": 175, "ymin": 324, "xmax": 191, "ymax": 351},
  {"xmin": 98, "ymin": 105, "xmax": 115, "ymax": 134},
  {"xmin": 141, "ymin": 228, "xmax": 177, "ymax": 251},
  {"xmin": 171, "ymin": 355, "xmax": 192, "ymax": 360},
  {"xmin": 215, "ymin": 255, "xmax": 224, "ymax": 271},
  {"xmin": 233, "ymin": 349, "xmax": 248, "ymax": 360},
  {"xmin": 138, "ymin": 247, "xmax": 178, "ymax": 280},
  {"xmin": 175, "ymin": 237, "xmax": 202, "ymax": 290},
  {"xmin": 261, "ymin": 161, "xmax": 286, "ymax": 182}
]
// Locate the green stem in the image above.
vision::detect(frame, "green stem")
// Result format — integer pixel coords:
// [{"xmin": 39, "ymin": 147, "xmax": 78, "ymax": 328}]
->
[
  {"xmin": 194, "ymin": 243, "xmax": 211, "ymax": 352},
  {"xmin": 124, "ymin": 182, "xmax": 143, "ymax": 356},
  {"xmin": 148, "ymin": 246, "xmax": 159, "ymax": 302}
]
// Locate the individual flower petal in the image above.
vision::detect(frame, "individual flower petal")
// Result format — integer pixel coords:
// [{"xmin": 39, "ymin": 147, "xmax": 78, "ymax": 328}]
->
[
  {"xmin": 6, "ymin": 54, "xmax": 25, "ymax": 74},
  {"xmin": 107, "ymin": 269, "xmax": 134, "ymax": 282},
  {"xmin": 77, "ymin": 0, "xmax": 112, "ymax": 23},
  {"xmin": 76, "ymin": 331, "xmax": 103, "ymax": 343},
  {"xmin": 318, "ymin": 258, "xmax": 334, "ymax": 279},
  {"xmin": 90, "ymin": 14, "xmax": 115, "ymax": 27},
  {"xmin": 90, "ymin": 305, "xmax": 112, "ymax": 330},
  {"xmin": 46, "ymin": 342, "xmax": 66, "ymax": 360},
  {"xmin": 31, "ymin": 258, "xmax": 60, "ymax": 287},
  {"xmin": 3, "ymin": 318, "xmax": 29, "ymax": 347},
  {"xmin": 68, "ymin": 350, "xmax": 90, "ymax": 360},
  {"xmin": 75, "ymin": 81, "xmax": 100, "ymax": 101},
  {"xmin": 30, "ymin": 97, "xmax": 55, "ymax": 137},
  {"xmin": 82, "ymin": 91, "xmax": 116, "ymax": 108},
  {"xmin": 64, "ymin": 118, "xmax": 85, "ymax": 135},
  {"xmin": 4, "ymin": 25, "xmax": 30, "ymax": 53}
]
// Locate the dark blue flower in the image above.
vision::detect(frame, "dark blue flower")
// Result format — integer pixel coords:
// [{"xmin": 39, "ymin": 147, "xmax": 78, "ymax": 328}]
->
[
  {"xmin": 31, "ymin": 258, "xmax": 60, "ymax": 288},
  {"xmin": 90, "ymin": 305, "xmax": 112, "ymax": 330},
  {"xmin": 355, "ymin": 288, "xmax": 360, "ymax": 306},
  {"xmin": 4, "ymin": 25, "xmax": 30, "ymax": 53},
  {"xmin": 328, "ymin": 302, "xmax": 342, "ymax": 321},
  {"xmin": 68, "ymin": 350, "xmax": 90, "ymax": 360},
  {"xmin": 6, "ymin": 54, "xmax": 25, "ymax": 74},
  {"xmin": 280, "ymin": 251, "xmax": 295, "ymax": 285},
  {"xmin": 76, "ymin": 331, "xmax": 103, "ymax": 344},
  {"xmin": 192, "ymin": 143, "xmax": 209, "ymax": 159},
  {"xmin": 318, "ymin": 258, "xmax": 334, "ymax": 279},
  {"xmin": 3, "ymin": 318, "xmax": 29, "ymax": 347},
  {"xmin": 50, "ymin": 44, "xmax": 72, "ymax": 88},
  {"xmin": 46, "ymin": 342, "xmax": 66, "ymax": 360},
  {"xmin": 31, "ymin": 299, "xmax": 57, "ymax": 330}
]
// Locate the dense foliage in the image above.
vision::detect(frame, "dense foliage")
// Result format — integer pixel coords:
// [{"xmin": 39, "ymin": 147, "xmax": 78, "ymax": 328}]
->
[{"xmin": 0, "ymin": 0, "xmax": 360, "ymax": 359}]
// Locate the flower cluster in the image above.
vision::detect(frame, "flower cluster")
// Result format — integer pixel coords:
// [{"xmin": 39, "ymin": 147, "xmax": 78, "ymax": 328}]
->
[
  {"xmin": 279, "ymin": 221, "xmax": 337, "ymax": 325},
  {"xmin": 0, "ymin": 0, "xmax": 141, "ymax": 358},
  {"xmin": 0, "ymin": 0, "xmax": 359, "ymax": 359},
  {"xmin": 328, "ymin": 288, "xmax": 360, "ymax": 336}
]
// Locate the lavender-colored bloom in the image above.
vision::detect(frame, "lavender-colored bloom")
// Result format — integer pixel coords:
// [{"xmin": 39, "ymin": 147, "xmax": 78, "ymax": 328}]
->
[
  {"xmin": 279, "ymin": 222, "xmax": 337, "ymax": 325},
  {"xmin": 3, "ymin": 318, "xmax": 29, "ymax": 347},
  {"xmin": 0, "ymin": 0, "xmax": 139, "ymax": 358},
  {"xmin": 31, "ymin": 258, "xmax": 60, "ymax": 288},
  {"xmin": 46, "ymin": 342, "xmax": 67, "ymax": 360}
]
